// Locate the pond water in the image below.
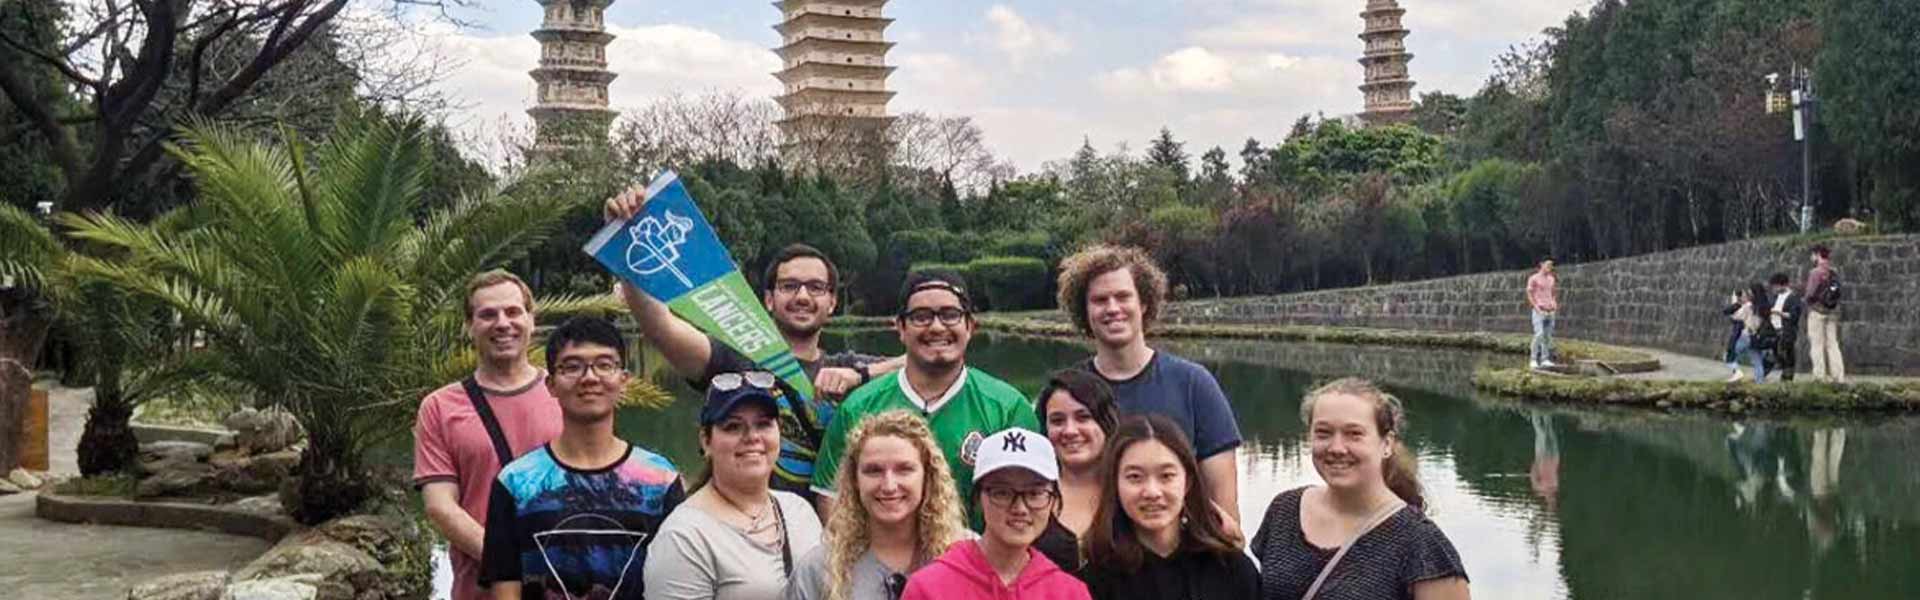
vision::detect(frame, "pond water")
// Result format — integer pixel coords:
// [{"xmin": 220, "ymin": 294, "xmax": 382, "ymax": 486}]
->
[{"xmin": 436, "ymin": 330, "xmax": 1920, "ymax": 599}]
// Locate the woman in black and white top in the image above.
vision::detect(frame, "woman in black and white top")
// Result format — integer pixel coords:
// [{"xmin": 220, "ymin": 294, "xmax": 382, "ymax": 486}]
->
[{"xmin": 1251, "ymin": 378, "xmax": 1468, "ymax": 600}]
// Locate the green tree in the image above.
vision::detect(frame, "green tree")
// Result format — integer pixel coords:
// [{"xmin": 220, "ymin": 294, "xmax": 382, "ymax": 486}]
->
[
  {"xmin": 1146, "ymin": 127, "xmax": 1191, "ymax": 184},
  {"xmin": 60, "ymin": 116, "xmax": 658, "ymax": 523},
  {"xmin": 1817, "ymin": 0, "xmax": 1920, "ymax": 229}
]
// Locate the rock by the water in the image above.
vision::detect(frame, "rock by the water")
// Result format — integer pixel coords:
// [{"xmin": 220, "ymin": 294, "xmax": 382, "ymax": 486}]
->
[
  {"xmin": 231, "ymin": 536, "xmax": 380, "ymax": 584},
  {"xmin": 227, "ymin": 494, "xmax": 285, "ymax": 517},
  {"xmin": 0, "ymin": 478, "xmax": 21, "ymax": 495},
  {"xmin": 127, "ymin": 570, "xmax": 229, "ymax": 600},
  {"xmin": 210, "ymin": 449, "xmax": 301, "ymax": 494},
  {"xmin": 220, "ymin": 575, "xmax": 321, "ymax": 600},
  {"xmin": 7, "ymin": 468, "xmax": 44, "ymax": 490},
  {"xmin": 139, "ymin": 441, "xmax": 215, "ymax": 476},
  {"xmin": 223, "ymin": 408, "xmax": 305, "ymax": 456},
  {"xmin": 137, "ymin": 462, "xmax": 214, "ymax": 498},
  {"xmin": 312, "ymin": 515, "xmax": 412, "ymax": 563}
]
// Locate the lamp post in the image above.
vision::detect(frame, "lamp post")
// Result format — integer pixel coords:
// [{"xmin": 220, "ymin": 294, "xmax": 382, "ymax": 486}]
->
[{"xmin": 1766, "ymin": 66, "xmax": 1817, "ymax": 233}]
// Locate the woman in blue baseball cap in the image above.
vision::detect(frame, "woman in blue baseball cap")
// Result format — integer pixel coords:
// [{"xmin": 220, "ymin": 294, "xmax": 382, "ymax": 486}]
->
[{"xmin": 646, "ymin": 371, "xmax": 825, "ymax": 600}]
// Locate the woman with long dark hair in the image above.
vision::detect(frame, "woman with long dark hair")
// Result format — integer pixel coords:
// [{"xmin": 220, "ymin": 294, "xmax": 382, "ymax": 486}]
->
[
  {"xmin": 1251, "ymin": 378, "xmax": 1468, "ymax": 600},
  {"xmin": 1080, "ymin": 415, "xmax": 1258, "ymax": 600},
  {"xmin": 1032, "ymin": 368, "xmax": 1121, "ymax": 573}
]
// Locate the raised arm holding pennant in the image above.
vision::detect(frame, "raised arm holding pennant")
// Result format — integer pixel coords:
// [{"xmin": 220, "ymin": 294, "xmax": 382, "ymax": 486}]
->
[{"xmin": 584, "ymin": 171, "xmax": 818, "ymax": 402}]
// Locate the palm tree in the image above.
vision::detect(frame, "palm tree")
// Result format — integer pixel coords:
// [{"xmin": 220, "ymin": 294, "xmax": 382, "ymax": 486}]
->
[
  {"xmin": 0, "ymin": 204, "xmax": 199, "ymax": 475},
  {"xmin": 63, "ymin": 115, "xmax": 665, "ymax": 523}
]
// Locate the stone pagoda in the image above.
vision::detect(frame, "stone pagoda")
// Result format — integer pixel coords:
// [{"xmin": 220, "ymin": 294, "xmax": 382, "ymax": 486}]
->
[
  {"xmin": 1358, "ymin": 0, "xmax": 1416, "ymax": 126},
  {"xmin": 529, "ymin": 0, "xmax": 618, "ymax": 159},
  {"xmin": 772, "ymin": 0, "xmax": 896, "ymax": 166}
]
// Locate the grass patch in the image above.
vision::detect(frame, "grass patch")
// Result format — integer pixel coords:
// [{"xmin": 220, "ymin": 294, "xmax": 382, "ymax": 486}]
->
[
  {"xmin": 52, "ymin": 474, "xmax": 139, "ymax": 497},
  {"xmin": 134, "ymin": 389, "xmax": 240, "ymax": 429},
  {"xmin": 1472, "ymin": 368, "xmax": 1920, "ymax": 413}
]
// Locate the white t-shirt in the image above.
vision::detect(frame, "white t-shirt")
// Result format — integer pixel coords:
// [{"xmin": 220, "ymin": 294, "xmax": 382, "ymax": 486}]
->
[{"xmin": 644, "ymin": 490, "xmax": 823, "ymax": 600}]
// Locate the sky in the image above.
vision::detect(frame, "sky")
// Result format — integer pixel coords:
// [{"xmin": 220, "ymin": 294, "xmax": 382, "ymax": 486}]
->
[{"xmin": 413, "ymin": 0, "xmax": 1596, "ymax": 173}]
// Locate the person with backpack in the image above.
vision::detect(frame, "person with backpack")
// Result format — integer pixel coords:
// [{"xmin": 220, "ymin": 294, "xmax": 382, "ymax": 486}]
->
[{"xmin": 1803, "ymin": 245, "xmax": 1846, "ymax": 382}]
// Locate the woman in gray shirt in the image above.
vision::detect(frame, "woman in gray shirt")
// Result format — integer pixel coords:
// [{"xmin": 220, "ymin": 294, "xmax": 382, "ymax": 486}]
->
[
  {"xmin": 647, "ymin": 373, "xmax": 825, "ymax": 600},
  {"xmin": 787, "ymin": 410, "xmax": 973, "ymax": 600}
]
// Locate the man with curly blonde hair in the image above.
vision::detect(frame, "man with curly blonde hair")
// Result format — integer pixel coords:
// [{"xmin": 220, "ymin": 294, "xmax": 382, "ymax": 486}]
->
[{"xmin": 1055, "ymin": 246, "xmax": 1241, "ymax": 529}]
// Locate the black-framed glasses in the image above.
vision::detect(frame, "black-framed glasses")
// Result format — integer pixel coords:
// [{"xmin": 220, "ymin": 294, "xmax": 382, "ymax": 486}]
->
[
  {"xmin": 899, "ymin": 307, "xmax": 969, "ymax": 328},
  {"xmin": 711, "ymin": 371, "xmax": 777, "ymax": 391},
  {"xmin": 886, "ymin": 573, "xmax": 908, "ymax": 600},
  {"xmin": 554, "ymin": 360, "xmax": 624, "ymax": 380},
  {"xmin": 981, "ymin": 486, "xmax": 1057, "ymax": 510},
  {"xmin": 774, "ymin": 279, "xmax": 832, "ymax": 297}
]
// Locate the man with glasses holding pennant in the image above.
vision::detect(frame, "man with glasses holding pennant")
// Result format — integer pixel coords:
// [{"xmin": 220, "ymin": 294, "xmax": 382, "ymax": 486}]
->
[
  {"xmin": 600, "ymin": 177, "xmax": 903, "ymax": 510},
  {"xmin": 481, "ymin": 317, "xmax": 685, "ymax": 600},
  {"xmin": 809, "ymin": 270, "xmax": 1041, "ymax": 526}
]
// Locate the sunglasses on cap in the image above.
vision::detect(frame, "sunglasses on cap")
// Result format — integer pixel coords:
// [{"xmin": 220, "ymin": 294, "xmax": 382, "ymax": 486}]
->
[{"xmin": 711, "ymin": 371, "xmax": 777, "ymax": 391}]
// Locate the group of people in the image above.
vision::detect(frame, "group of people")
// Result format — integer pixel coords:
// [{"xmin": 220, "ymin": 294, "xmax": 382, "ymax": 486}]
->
[
  {"xmin": 1719, "ymin": 244, "xmax": 1848, "ymax": 383},
  {"xmin": 1524, "ymin": 245, "xmax": 1847, "ymax": 384},
  {"xmin": 409, "ymin": 189, "xmax": 1472, "ymax": 600}
]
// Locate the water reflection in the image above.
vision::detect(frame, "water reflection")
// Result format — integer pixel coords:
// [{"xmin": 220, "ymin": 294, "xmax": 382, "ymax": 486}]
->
[{"xmin": 429, "ymin": 331, "xmax": 1920, "ymax": 599}]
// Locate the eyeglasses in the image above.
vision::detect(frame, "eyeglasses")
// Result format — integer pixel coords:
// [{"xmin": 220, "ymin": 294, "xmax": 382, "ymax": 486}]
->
[
  {"xmin": 899, "ymin": 307, "xmax": 969, "ymax": 328},
  {"xmin": 711, "ymin": 371, "xmax": 777, "ymax": 391},
  {"xmin": 886, "ymin": 573, "xmax": 907, "ymax": 600},
  {"xmin": 554, "ymin": 360, "xmax": 624, "ymax": 380},
  {"xmin": 981, "ymin": 486, "xmax": 1057, "ymax": 510},
  {"xmin": 774, "ymin": 279, "xmax": 832, "ymax": 297}
]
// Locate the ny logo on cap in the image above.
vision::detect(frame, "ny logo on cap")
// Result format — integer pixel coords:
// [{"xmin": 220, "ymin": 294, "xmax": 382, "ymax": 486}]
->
[{"xmin": 1002, "ymin": 431, "xmax": 1027, "ymax": 453}]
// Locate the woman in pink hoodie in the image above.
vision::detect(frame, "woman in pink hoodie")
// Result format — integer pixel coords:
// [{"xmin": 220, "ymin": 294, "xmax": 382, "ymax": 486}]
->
[{"xmin": 900, "ymin": 428, "xmax": 1092, "ymax": 600}]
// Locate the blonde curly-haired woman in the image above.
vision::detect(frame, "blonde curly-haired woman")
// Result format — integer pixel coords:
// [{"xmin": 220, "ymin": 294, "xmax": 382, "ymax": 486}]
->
[{"xmin": 787, "ymin": 410, "xmax": 973, "ymax": 600}]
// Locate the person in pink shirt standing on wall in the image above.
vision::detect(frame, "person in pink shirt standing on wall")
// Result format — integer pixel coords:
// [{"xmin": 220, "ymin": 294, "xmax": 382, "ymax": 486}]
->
[
  {"xmin": 413, "ymin": 270, "xmax": 565, "ymax": 600},
  {"xmin": 1526, "ymin": 259, "xmax": 1560, "ymax": 370}
]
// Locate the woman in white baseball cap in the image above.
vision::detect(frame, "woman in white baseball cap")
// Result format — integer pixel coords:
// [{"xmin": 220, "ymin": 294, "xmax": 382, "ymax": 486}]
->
[{"xmin": 897, "ymin": 427, "xmax": 1091, "ymax": 600}]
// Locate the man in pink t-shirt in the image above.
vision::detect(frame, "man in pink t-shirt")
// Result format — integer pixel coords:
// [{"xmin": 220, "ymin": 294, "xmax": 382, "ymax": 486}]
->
[
  {"xmin": 1526, "ymin": 259, "xmax": 1560, "ymax": 369},
  {"xmin": 414, "ymin": 270, "xmax": 563, "ymax": 600}
]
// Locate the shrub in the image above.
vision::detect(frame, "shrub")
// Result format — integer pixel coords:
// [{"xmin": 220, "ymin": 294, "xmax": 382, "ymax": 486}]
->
[{"xmin": 966, "ymin": 256, "xmax": 1051, "ymax": 312}]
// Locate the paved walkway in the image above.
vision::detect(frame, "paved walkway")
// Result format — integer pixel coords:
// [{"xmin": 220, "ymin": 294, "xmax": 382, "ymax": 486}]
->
[
  {"xmin": 0, "ymin": 383, "xmax": 270, "ymax": 600},
  {"xmin": 1611, "ymin": 345, "xmax": 1919, "ymax": 384}
]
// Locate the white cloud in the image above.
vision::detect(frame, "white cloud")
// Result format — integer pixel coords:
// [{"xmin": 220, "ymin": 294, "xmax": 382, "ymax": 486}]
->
[{"xmin": 982, "ymin": 5, "xmax": 1070, "ymax": 64}]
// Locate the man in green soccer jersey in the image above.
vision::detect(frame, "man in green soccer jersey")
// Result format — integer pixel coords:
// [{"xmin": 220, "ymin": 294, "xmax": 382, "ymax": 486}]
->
[{"xmin": 809, "ymin": 270, "xmax": 1039, "ymax": 524}]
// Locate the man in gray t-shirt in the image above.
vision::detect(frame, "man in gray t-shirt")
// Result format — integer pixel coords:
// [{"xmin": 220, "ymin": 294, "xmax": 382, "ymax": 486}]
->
[{"xmin": 1056, "ymin": 246, "xmax": 1243, "ymax": 527}]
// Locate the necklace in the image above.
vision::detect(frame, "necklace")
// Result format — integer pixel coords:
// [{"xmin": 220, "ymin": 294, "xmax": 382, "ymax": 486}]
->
[{"xmin": 713, "ymin": 485, "xmax": 777, "ymax": 536}]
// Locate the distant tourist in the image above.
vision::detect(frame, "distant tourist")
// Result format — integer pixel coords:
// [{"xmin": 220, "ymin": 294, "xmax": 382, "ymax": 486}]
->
[
  {"xmin": 1525, "ymin": 258, "xmax": 1559, "ymax": 370},
  {"xmin": 785, "ymin": 410, "xmax": 972, "ymax": 600},
  {"xmin": 607, "ymin": 188, "xmax": 903, "ymax": 505},
  {"xmin": 1725, "ymin": 284, "xmax": 1773, "ymax": 384},
  {"xmin": 644, "ymin": 371, "xmax": 825, "ymax": 600},
  {"xmin": 1803, "ymin": 245, "xmax": 1846, "ymax": 382},
  {"xmin": 413, "ymin": 270, "xmax": 563, "ymax": 600},
  {"xmin": 898, "ymin": 428, "xmax": 1093, "ymax": 600},
  {"xmin": 1080, "ymin": 415, "xmax": 1260, "ymax": 600},
  {"xmin": 811, "ymin": 271, "xmax": 1040, "ymax": 526},
  {"xmin": 481, "ymin": 318, "xmax": 685, "ymax": 600},
  {"xmin": 1252, "ymin": 378, "xmax": 1469, "ymax": 600},
  {"xmin": 1719, "ymin": 291, "xmax": 1749, "ymax": 379},
  {"xmin": 1056, "ymin": 245, "xmax": 1243, "ymax": 537},
  {"xmin": 1032, "ymin": 369, "xmax": 1123, "ymax": 573},
  {"xmin": 1766, "ymin": 273, "xmax": 1807, "ymax": 382}
]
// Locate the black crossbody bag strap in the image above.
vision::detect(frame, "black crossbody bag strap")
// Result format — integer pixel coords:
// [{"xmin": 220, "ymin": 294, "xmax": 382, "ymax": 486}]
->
[{"xmin": 461, "ymin": 376, "xmax": 516, "ymax": 466}]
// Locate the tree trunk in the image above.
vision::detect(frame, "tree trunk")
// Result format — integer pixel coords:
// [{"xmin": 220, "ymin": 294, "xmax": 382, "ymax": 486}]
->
[
  {"xmin": 76, "ymin": 392, "xmax": 139, "ymax": 476},
  {"xmin": 289, "ymin": 429, "xmax": 372, "ymax": 525}
]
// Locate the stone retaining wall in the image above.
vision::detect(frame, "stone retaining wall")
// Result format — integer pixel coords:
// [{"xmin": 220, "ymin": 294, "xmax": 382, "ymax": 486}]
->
[{"xmin": 1165, "ymin": 235, "xmax": 1920, "ymax": 375}]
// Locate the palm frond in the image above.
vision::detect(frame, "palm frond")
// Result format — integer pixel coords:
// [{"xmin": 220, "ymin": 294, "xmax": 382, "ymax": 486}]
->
[
  {"xmin": 0, "ymin": 204, "xmax": 60, "ymax": 291},
  {"xmin": 535, "ymin": 293, "xmax": 627, "ymax": 321},
  {"xmin": 315, "ymin": 116, "xmax": 428, "ymax": 258}
]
